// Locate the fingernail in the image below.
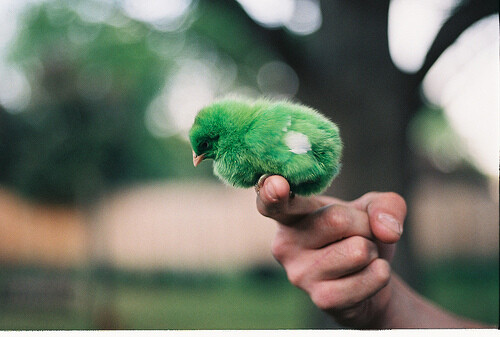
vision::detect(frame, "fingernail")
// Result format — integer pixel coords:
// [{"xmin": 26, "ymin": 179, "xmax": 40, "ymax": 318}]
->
[{"xmin": 378, "ymin": 213, "xmax": 402, "ymax": 236}]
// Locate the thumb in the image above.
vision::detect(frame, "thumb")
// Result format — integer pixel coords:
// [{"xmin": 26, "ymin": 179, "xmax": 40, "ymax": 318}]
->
[
  {"xmin": 352, "ymin": 192, "xmax": 407, "ymax": 244},
  {"xmin": 256, "ymin": 175, "xmax": 330, "ymax": 226}
]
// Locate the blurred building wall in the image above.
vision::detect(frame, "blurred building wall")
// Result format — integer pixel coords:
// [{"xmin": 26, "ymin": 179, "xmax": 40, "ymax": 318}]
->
[
  {"xmin": 1, "ymin": 179, "xmax": 497, "ymax": 270},
  {"xmin": 92, "ymin": 182, "xmax": 277, "ymax": 270},
  {"xmin": 0, "ymin": 188, "xmax": 88, "ymax": 266}
]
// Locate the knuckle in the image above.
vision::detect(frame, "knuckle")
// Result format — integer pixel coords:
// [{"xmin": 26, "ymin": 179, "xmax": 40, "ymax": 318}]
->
[
  {"xmin": 371, "ymin": 259, "xmax": 391, "ymax": 286},
  {"xmin": 286, "ymin": 266, "xmax": 306, "ymax": 287},
  {"xmin": 363, "ymin": 191, "xmax": 380, "ymax": 200},
  {"xmin": 349, "ymin": 237, "xmax": 372, "ymax": 265},
  {"xmin": 325, "ymin": 205, "xmax": 353, "ymax": 230},
  {"xmin": 270, "ymin": 236, "xmax": 289, "ymax": 262},
  {"xmin": 310, "ymin": 285, "xmax": 340, "ymax": 310},
  {"xmin": 334, "ymin": 302, "xmax": 368, "ymax": 326},
  {"xmin": 383, "ymin": 192, "xmax": 407, "ymax": 214}
]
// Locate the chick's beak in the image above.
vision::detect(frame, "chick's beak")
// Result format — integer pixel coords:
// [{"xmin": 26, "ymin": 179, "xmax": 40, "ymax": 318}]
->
[{"xmin": 192, "ymin": 151, "xmax": 206, "ymax": 167}]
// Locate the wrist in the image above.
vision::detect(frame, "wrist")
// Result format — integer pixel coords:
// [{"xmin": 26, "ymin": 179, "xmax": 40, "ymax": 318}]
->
[
  {"xmin": 369, "ymin": 273, "xmax": 489, "ymax": 328},
  {"xmin": 329, "ymin": 274, "xmax": 394, "ymax": 328},
  {"xmin": 361, "ymin": 274, "xmax": 395, "ymax": 329},
  {"xmin": 368, "ymin": 273, "xmax": 403, "ymax": 328}
]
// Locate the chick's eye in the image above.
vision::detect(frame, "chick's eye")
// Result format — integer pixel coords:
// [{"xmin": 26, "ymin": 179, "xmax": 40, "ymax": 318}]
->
[{"xmin": 200, "ymin": 141, "xmax": 209, "ymax": 150}]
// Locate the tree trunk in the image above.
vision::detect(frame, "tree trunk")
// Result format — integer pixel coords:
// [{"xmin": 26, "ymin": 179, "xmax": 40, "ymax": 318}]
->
[{"xmin": 290, "ymin": 0, "xmax": 420, "ymax": 327}]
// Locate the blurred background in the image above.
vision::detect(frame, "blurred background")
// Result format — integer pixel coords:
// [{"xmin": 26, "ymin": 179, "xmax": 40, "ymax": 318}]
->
[{"xmin": 0, "ymin": 0, "xmax": 498, "ymax": 329}]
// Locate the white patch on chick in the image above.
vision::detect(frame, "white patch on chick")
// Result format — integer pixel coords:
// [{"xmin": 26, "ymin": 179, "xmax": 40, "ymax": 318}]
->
[
  {"xmin": 282, "ymin": 115, "xmax": 292, "ymax": 132},
  {"xmin": 285, "ymin": 131, "xmax": 311, "ymax": 154}
]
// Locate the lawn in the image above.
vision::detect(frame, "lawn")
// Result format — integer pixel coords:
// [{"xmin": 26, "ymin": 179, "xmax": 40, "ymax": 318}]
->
[
  {"xmin": 0, "ymin": 266, "xmax": 314, "ymax": 330},
  {"xmin": 110, "ymin": 282, "xmax": 311, "ymax": 329},
  {"xmin": 419, "ymin": 258, "xmax": 499, "ymax": 326},
  {"xmin": 0, "ymin": 259, "xmax": 497, "ymax": 330}
]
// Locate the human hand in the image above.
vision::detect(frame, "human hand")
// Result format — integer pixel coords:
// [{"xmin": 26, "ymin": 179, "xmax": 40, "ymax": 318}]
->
[{"xmin": 256, "ymin": 175, "xmax": 407, "ymax": 328}]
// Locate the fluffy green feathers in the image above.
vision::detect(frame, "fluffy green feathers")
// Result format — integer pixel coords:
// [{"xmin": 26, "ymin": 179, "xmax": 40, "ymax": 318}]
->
[{"xmin": 189, "ymin": 99, "xmax": 342, "ymax": 196}]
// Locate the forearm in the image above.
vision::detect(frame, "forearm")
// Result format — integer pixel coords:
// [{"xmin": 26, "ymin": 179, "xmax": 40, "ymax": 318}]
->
[{"xmin": 372, "ymin": 273, "xmax": 489, "ymax": 329}]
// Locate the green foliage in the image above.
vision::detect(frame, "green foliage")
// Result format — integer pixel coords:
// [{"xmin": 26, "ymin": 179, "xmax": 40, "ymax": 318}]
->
[
  {"xmin": 1, "ymin": 3, "xmax": 169, "ymax": 203},
  {"xmin": 192, "ymin": 1, "xmax": 281, "ymax": 75},
  {"xmin": 1, "ymin": 0, "xmax": 278, "ymax": 204}
]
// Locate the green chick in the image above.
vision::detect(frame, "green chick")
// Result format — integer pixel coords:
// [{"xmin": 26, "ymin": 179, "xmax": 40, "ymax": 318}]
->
[{"xmin": 189, "ymin": 98, "xmax": 342, "ymax": 196}]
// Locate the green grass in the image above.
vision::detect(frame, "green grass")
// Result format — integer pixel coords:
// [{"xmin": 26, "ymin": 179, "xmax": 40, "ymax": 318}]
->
[
  {"xmin": 1, "ymin": 259, "xmax": 497, "ymax": 330},
  {"xmin": 0, "ymin": 267, "xmax": 312, "ymax": 330},
  {"xmin": 111, "ymin": 282, "xmax": 310, "ymax": 329},
  {"xmin": 419, "ymin": 257, "xmax": 499, "ymax": 326}
]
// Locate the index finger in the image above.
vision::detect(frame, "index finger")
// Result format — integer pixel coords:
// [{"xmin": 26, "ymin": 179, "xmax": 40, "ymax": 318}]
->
[
  {"xmin": 256, "ymin": 175, "xmax": 342, "ymax": 226},
  {"xmin": 351, "ymin": 191, "xmax": 406, "ymax": 244}
]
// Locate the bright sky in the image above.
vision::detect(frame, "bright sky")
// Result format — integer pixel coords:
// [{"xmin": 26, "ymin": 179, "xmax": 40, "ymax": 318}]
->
[
  {"xmin": 422, "ymin": 15, "xmax": 499, "ymax": 179},
  {"xmin": 388, "ymin": 0, "xmax": 459, "ymax": 73},
  {"xmin": 388, "ymin": 0, "xmax": 498, "ymax": 179},
  {"xmin": 236, "ymin": 0, "xmax": 322, "ymax": 35}
]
